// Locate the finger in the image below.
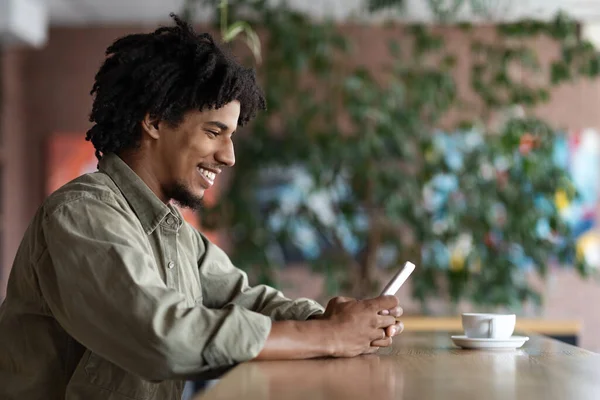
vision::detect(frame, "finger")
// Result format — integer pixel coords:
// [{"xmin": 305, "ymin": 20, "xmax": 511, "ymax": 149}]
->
[
  {"xmin": 388, "ymin": 306, "xmax": 403, "ymax": 318},
  {"xmin": 364, "ymin": 295, "xmax": 399, "ymax": 312},
  {"xmin": 385, "ymin": 320, "xmax": 404, "ymax": 337},
  {"xmin": 385, "ymin": 325, "xmax": 394, "ymax": 337},
  {"xmin": 363, "ymin": 347, "xmax": 380, "ymax": 355},
  {"xmin": 394, "ymin": 321, "xmax": 404, "ymax": 336},
  {"xmin": 371, "ymin": 337, "xmax": 393, "ymax": 347},
  {"xmin": 369, "ymin": 328, "xmax": 387, "ymax": 341},
  {"xmin": 374, "ymin": 315, "xmax": 397, "ymax": 328}
]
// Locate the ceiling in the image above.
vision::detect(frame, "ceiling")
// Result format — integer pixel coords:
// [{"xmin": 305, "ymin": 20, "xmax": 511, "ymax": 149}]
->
[
  {"xmin": 47, "ymin": 0, "xmax": 188, "ymax": 25},
  {"xmin": 46, "ymin": 0, "xmax": 600, "ymax": 26},
  {"xmin": 45, "ymin": 0, "xmax": 365, "ymax": 25}
]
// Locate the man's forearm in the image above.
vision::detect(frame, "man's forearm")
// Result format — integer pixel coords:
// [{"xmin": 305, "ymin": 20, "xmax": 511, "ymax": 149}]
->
[{"xmin": 254, "ymin": 320, "xmax": 334, "ymax": 360}]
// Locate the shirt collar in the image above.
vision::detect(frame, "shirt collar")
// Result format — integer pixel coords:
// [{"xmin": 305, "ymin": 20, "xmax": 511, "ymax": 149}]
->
[{"xmin": 99, "ymin": 153, "xmax": 174, "ymax": 235}]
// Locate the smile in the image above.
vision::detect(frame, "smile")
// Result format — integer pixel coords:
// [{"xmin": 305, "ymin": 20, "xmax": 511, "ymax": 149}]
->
[{"xmin": 197, "ymin": 167, "xmax": 216, "ymax": 187}]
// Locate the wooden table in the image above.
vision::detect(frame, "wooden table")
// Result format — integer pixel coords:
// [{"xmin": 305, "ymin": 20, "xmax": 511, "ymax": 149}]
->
[{"xmin": 194, "ymin": 331, "xmax": 600, "ymax": 400}]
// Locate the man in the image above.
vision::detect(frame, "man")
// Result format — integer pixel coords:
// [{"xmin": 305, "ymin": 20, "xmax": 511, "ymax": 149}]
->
[{"xmin": 0, "ymin": 15, "xmax": 403, "ymax": 399}]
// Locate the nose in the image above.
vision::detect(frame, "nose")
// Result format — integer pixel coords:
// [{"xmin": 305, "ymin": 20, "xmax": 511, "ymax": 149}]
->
[{"xmin": 215, "ymin": 138, "xmax": 235, "ymax": 167}]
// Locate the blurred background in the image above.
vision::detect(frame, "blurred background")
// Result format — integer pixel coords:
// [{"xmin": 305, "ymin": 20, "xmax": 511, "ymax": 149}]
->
[{"xmin": 2, "ymin": 0, "xmax": 600, "ymax": 351}]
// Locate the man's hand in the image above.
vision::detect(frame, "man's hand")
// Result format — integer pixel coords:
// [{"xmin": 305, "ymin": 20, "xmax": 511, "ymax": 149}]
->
[
  {"xmin": 255, "ymin": 295, "xmax": 403, "ymax": 361},
  {"xmin": 379, "ymin": 306, "xmax": 404, "ymax": 337},
  {"xmin": 320, "ymin": 295, "xmax": 402, "ymax": 358}
]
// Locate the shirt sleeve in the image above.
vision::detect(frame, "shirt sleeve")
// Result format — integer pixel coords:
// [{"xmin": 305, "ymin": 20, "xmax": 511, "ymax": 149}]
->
[
  {"xmin": 39, "ymin": 193, "xmax": 272, "ymax": 381},
  {"xmin": 195, "ymin": 232, "xmax": 325, "ymax": 321}
]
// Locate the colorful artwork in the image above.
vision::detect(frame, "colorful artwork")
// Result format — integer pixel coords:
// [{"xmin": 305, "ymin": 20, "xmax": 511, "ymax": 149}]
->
[
  {"xmin": 46, "ymin": 134, "xmax": 201, "ymax": 230},
  {"xmin": 554, "ymin": 129, "xmax": 600, "ymax": 267},
  {"xmin": 426, "ymin": 127, "xmax": 600, "ymax": 270}
]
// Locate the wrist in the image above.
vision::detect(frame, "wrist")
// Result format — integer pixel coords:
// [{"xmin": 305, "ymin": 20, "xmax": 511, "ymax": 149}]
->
[
  {"xmin": 257, "ymin": 319, "xmax": 336, "ymax": 360},
  {"xmin": 306, "ymin": 319, "xmax": 336, "ymax": 357}
]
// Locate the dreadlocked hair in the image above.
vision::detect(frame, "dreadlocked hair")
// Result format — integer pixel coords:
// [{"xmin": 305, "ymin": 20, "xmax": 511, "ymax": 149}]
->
[{"xmin": 85, "ymin": 13, "xmax": 266, "ymax": 160}]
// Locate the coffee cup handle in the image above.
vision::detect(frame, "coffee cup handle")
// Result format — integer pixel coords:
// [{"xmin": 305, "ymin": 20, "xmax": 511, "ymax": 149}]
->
[{"xmin": 489, "ymin": 318, "xmax": 495, "ymax": 338}]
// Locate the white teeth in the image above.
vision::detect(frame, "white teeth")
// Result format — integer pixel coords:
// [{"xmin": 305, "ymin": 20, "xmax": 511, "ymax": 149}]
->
[{"xmin": 198, "ymin": 168, "xmax": 216, "ymax": 181}]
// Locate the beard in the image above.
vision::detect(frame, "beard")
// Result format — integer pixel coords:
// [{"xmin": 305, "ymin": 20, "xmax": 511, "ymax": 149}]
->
[{"xmin": 163, "ymin": 182, "xmax": 203, "ymax": 211}]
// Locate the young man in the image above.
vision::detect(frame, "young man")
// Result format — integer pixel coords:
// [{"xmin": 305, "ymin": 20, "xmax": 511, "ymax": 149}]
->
[{"xmin": 0, "ymin": 15, "xmax": 403, "ymax": 399}]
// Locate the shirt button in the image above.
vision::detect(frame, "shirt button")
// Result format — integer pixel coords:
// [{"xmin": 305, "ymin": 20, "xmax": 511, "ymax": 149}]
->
[
  {"xmin": 166, "ymin": 216, "xmax": 175, "ymax": 226},
  {"xmin": 167, "ymin": 261, "xmax": 175, "ymax": 269}
]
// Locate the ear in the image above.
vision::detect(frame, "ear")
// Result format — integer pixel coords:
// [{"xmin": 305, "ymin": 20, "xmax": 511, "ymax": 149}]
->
[{"xmin": 141, "ymin": 113, "xmax": 161, "ymax": 140}]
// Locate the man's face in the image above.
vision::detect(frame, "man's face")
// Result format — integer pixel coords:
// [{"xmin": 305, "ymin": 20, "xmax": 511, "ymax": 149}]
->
[{"xmin": 151, "ymin": 101, "xmax": 239, "ymax": 209}]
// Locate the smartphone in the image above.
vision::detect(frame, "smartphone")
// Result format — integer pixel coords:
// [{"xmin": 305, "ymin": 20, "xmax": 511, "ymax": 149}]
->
[{"xmin": 380, "ymin": 261, "xmax": 416, "ymax": 296}]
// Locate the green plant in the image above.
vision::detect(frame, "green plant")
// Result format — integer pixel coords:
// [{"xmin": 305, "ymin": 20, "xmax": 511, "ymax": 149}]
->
[
  {"xmin": 183, "ymin": 0, "xmax": 261, "ymax": 63},
  {"xmin": 186, "ymin": 1, "xmax": 598, "ymax": 310}
]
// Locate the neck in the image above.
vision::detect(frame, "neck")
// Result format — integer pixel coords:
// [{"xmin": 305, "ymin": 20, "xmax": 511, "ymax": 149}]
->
[{"xmin": 118, "ymin": 150, "xmax": 169, "ymax": 204}]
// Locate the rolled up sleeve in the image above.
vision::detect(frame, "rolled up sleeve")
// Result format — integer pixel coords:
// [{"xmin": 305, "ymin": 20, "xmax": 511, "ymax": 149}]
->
[
  {"xmin": 197, "ymin": 236, "xmax": 325, "ymax": 321},
  {"xmin": 39, "ymin": 193, "xmax": 271, "ymax": 380},
  {"xmin": 203, "ymin": 305, "xmax": 271, "ymax": 367}
]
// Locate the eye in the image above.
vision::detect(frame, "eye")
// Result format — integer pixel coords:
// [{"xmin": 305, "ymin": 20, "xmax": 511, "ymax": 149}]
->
[{"xmin": 205, "ymin": 130, "xmax": 219, "ymax": 139}]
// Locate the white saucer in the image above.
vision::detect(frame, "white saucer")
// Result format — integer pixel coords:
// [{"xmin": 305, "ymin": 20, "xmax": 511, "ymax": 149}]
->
[{"xmin": 451, "ymin": 335, "xmax": 529, "ymax": 350}]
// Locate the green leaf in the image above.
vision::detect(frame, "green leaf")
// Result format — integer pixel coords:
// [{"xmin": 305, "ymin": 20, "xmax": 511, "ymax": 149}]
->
[
  {"xmin": 458, "ymin": 22, "xmax": 473, "ymax": 31},
  {"xmin": 366, "ymin": 0, "xmax": 406, "ymax": 12},
  {"xmin": 537, "ymin": 88, "xmax": 550, "ymax": 103},
  {"xmin": 222, "ymin": 21, "xmax": 248, "ymax": 42},
  {"xmin": 550, "ymin": 62, "xmax": 571, "ymax": 84},
  {"xmin": 427, "ymin": 0, "xmax": 466, "ymax": 22},
  {"xmin": 242, "ymin": 27, "xmax": 262, "ymax": 64},
  {"xmin": 221, "ymin": 19, "xmax": 262, "ymax": 64},
  {"xmin": 441, "ymin": 55, "xmax": 457, "ymax": 69}
]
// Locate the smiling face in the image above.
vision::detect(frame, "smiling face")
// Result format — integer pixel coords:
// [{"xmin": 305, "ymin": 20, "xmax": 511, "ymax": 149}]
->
[{"xmin": 138, "ymin": 100, "xmax": 239, "ymax": 209}]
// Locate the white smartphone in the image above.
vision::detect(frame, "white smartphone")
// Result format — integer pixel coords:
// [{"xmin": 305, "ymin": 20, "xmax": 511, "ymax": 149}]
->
[{"xmin": 380, "ymin": 261, "xmax": 416, "ymax": 296}]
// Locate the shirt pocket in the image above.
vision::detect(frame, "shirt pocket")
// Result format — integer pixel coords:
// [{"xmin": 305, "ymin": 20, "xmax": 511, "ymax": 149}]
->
[{"xmin": 83, "ymin": 351, "xmax": 159, "ymax": 400}]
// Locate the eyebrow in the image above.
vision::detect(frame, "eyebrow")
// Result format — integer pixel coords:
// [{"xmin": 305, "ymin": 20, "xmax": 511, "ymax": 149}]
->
[{"xmin": 206, "ymin": 121, "xmax": 229, "ymax": 131}]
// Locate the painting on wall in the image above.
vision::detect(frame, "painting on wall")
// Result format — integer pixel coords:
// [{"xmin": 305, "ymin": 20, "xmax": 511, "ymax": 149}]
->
[
  {"xmin": 424, "ymin": 127, "xmax": 600, "ymax": 269},
  {"xmin": 554, "ymin": 128, "xmax": 600, "ymax": 267},
  {"xmin": 46, "ymin": 133, "xmax": 204, "ymax": 231}
]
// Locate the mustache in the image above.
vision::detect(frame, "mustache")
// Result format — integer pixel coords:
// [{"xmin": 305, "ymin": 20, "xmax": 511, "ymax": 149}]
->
[{"xmin": 197, "ymin": 163, "xmax": 227, "ymax": 170}]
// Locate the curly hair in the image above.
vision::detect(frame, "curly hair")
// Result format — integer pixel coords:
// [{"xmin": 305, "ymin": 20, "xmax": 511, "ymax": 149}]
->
[{"xmin": 85, "ymin": 13, "xmax": 266, "ymax": 160}]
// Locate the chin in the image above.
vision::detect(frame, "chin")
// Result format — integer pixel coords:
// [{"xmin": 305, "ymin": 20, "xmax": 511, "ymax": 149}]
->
[{"xmin": 165, "ymin": 182, "xmax": 204, "ymax": 210}]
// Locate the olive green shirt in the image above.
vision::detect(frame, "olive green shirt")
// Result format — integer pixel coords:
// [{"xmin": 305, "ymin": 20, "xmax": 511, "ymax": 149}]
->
[{"xmin": 0, "ymin": 153, "xmax": 324, "ymax": 400}]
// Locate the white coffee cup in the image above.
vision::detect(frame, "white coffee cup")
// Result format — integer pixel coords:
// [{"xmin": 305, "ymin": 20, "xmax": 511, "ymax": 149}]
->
[{"xmin": 461, "ymin": 313, "xmax": 516, "ymax": 339}]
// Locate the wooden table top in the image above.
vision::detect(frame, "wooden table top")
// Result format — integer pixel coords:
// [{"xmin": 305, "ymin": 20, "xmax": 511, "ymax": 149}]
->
[{"xmin": 194, "ymin": 331, "xmax": 600, "ymax": 400}]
